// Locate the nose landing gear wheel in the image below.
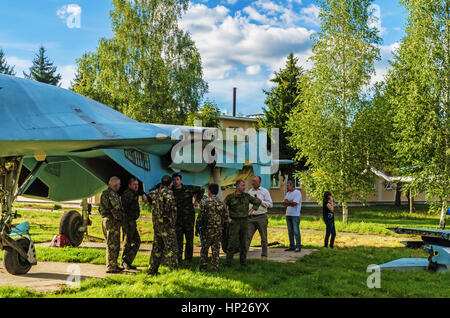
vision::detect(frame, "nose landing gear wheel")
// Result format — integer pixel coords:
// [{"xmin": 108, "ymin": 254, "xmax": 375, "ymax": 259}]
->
[
  {"xmin": 59, "ymin": 210, "xmax": 85, "ymax": 247},
  {"xmin": 3, "ymin": 237, "xmax": 33, "ymax": 275}
]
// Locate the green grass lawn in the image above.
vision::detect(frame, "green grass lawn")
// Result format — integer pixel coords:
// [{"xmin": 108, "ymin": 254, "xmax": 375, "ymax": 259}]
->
[
  {"xmin": 268, "ymin": 204, "xmax": 442, "ymax": 236},
  {"xmin": 0, "ymin": 243, "xmax": 448, "ymax": 298},
  {"xmin": 11, "ymin": 204, "xmax": 441, "ymax": 243},
  {"xmin": 49, "ymin": 247, "xmax": 450, "ymax": 298},
  {"xmin": 1, "ymin": 204, "xmax": 448, "ymax": 298}
]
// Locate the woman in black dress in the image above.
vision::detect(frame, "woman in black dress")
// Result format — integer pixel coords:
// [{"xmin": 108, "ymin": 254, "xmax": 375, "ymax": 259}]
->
[{"xmin": 323, "ymin": 191, "xmax": 336, "ymax": 248}]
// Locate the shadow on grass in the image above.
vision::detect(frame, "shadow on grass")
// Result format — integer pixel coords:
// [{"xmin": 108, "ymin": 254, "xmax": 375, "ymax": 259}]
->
[
  {"xmin": 3, "ymin": 244, "xmax": 449, "ymax": 298},
  {"xmin": 154, "ymin": 245, "xmax": 448, "ymax": 298}
]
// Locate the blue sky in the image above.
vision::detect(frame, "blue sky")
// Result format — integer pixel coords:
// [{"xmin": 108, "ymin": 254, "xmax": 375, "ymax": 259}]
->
[{"xmin": 0, "ymin": 0, "xmax": 407, "ymax": 116}]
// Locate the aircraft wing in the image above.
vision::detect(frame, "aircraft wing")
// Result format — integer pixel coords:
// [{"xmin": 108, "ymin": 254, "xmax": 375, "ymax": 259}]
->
[
  {"xmin": 1, "ymin": 74, "xmax": 286, "ymax": 201},
  {"xmin": 388, "ymin": 227, "xmax": 450, "ymax": 240},
  {"xmin": 0, "ymin": 74, "xmax": 176, "ymax": 158}
]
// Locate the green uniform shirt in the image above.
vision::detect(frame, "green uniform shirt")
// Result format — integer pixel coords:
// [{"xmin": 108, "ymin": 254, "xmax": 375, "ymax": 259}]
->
[
  {"xmin": 224, "ymin": 192, "xmax": 261, "ymax": 219},
  {"xmin": 172, "ymin": 184, "xmax": 204, "ymax": 219},
  {"xmin": 121, "ymin": 188, "xmax": 140, "ymax": 221},
  {"xmin": 98, "ymin": 188, "xmax": 124, "ymax": 221},
  {"xmin": 196, "ymin": 196, "xmax": 229, "ymax": 236},
  {"xmin": 148, "ymin": 186, "xmax": 177, "ymax": 227}
]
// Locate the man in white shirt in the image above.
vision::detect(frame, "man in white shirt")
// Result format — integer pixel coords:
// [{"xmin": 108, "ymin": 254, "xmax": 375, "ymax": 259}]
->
[
  {"xmin": 283, "ymin": 180, "xmax": 302, "ymax": 252},
  {"xmin": 247, "ymin": 176, "xmax": 273, "ymax": 260}
]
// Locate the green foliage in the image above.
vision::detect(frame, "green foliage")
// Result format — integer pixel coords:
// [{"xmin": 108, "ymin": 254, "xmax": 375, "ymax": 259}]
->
[
  {"xmin": 286, "ymin": 0, "xmax": 382, "ymax": 222},
  {"xmin": 384, "ymin": 0, "xmax": 449, "ymax": 228},
  {"xmin": 0, "ymin": 49, "xmax": 15, "ymax": 75},
  {"xmin": 257, "ymin": 53, "xmax": 305, "ymax": 178},
  {"xmin": 185, "ymin": 100, "xmax": 221, "ymax": 127},
  {"xmin": 23, "ymin": 46, "xmax": 61, "ymax": 86},
  {"xmin": 71, "ymin": 0, "xmax": 208, "ymax": 125}
]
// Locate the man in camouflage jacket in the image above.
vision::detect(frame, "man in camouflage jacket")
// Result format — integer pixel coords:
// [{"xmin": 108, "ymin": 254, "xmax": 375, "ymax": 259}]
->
[
  {"xmin": 224, "ymin": 179, "xmax": 261, "ymax": 267},
  {"xmin": 99, "ymin": 176, "xmax": 126, "ymax": 273},
  {"xmin": 195, "ymin": 184, "xmax": 229, "ymax": 272},
  {"xmin": 147, "ymin": 175, "xmax": 178, "ymax": 275},
  {"xmin": 171, "ymin": 173, "xmax": 204, "ymax": 264},
  {"xmin": 121, "ymin": 177, "xmax": 146, "ymax": 270}
]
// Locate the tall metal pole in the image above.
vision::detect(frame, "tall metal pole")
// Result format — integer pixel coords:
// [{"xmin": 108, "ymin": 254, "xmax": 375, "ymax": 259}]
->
[{"xmin": 232, "ymin": 87, "xmax": 237, "ymax": 117}]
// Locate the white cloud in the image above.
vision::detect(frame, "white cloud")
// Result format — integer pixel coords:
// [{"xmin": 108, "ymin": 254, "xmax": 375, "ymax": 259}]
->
[
  {"xmin": 243, "ymin": 6, "xmax": 275, "ymax": 25},
  {"xmin": 371, "ymin": 43, "xmax": 400, "ymax": 85},
  {"xmin": 59, "ymin": 64, "xmax": 77, "ymax": 89},
  {"xmin": 4, "ymin": 56, "xmax": 76, "ymax": 89},
  {"xmin": 206, "ymin": 75, "xmax": 271, "ymax": 112},
  {"xmin": 246, "ymin": 65, "xmax": 261, "ymax": 75},
  {"xmin": 180, "ymin": 3, "xmax": 314, "ymax": 81},
  {"xmin": 179, "ymin": 3, "xmax": 317, "ymax": 113},
  {"xmin": 369, "ymin": 4, "xmax": 386, "ymax": 36},
  {"xmin": 252, "ymin": 0, "xmax": 298, "ymax": 26},
  {"xmin": 57, "ymin": 4, "xmax": 82, "ymax": 29},
  {"xmin": 299, "ymin": 4, "xmax": 321, "ymax": 26},
  {"xmin": 4, "ymin": 56, "xmax": 31, "ymax": 76},
  {"xmin": 227, "ymin": 0, "xmax": 238, "ymax": 4}
]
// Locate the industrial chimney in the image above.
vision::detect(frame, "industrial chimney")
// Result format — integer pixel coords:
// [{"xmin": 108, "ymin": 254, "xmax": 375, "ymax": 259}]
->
[{"xmin": 232, "ymin": 87, "xmax": 237, "ymax": 117}]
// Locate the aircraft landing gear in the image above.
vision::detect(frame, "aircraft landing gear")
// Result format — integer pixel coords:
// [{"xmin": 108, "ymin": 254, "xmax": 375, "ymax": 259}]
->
[
  {"xmin": 59, "ymin": 210, "xmax": 84, "ymax": 247},
  {"xmin": 59, "ymin": 199, "xmax": 91, "ymax": 247},
  {"xmin": 3, "ymin": 237, "xmax": 34, "ymax": 274},
  {"xmin": 0, "ymin": 156, "xmax": 37, "ymax": 275}
]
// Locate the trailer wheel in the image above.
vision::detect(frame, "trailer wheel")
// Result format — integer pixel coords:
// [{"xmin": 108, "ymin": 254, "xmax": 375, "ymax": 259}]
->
[
  {"xmin": 3, "ymin": 237, "xmax": 32, "ymax": 275},
  {"xmin": 59, "ymin": 210, "xmax": 84, "ymax": 247}
]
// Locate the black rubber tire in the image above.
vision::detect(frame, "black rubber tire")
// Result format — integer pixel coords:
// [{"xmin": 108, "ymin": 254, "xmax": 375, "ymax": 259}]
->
[
  {"xmin": 59, "ymin": 210, "xmax": 84, "ymax": 247},
  {"xmin": 3, "ymin": 237, "xmax": 32, "ymax": 275}
]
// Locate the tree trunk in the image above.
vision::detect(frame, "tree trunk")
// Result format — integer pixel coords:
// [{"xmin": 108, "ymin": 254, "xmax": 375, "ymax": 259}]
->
[
  {"xmin": 408, "ymin": 190, "xmax": 414, "ymax": 214},
  {"xmin": 342, "ymin": 201, "xmax": 348, "ymax": 224},
  {"xmin": 439, "ymin": 200, "xmax": 447, "ymax": 229},
  {"xmin": 394, "ymin": 183, "xmax": 402, "ymax": 207}
]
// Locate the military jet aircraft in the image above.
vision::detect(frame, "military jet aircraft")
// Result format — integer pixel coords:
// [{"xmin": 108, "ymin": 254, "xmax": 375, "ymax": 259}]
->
[
  {"xmin": 0, "ymin": 74, "xmax": 285, "ymax": 275},
  {"xmin": 378, "ymin": 227, "xmax": 450, "ymax": 272}
]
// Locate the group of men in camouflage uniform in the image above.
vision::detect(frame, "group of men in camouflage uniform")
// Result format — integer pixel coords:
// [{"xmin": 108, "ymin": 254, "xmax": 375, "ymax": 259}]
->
[
  {"xmin": 99, "ymin": 176, "xmax": 143, "ymax": 273},
  {"xmin": 99, "ymin": 174, "xmax": 265, "ymax": 274},
  {"xmin": 195, "ymin": 183, "xmax": 228, "ymax": 272}
]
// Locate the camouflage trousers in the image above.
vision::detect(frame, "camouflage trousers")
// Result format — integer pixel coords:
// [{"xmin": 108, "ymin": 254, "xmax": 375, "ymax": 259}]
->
[
  {"xmin": 102, "ymin": 217, "xmax": 121, "ymax": 270},
  {"xmin": 199, "ymin": 231, "xmax": 221, "ymax": 272},
  {"xmin": 148, "ymin": 223, "xmax": 178, "ymax": 274},
  {"xmin": 121, "ymin": 220, "xmax": 141, "ymax": 266}
]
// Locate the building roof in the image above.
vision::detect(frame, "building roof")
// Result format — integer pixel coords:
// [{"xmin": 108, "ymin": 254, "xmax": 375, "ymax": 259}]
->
[{"xmin": 219, "ymin": 114, "xmax": 258, "ymax": 122}]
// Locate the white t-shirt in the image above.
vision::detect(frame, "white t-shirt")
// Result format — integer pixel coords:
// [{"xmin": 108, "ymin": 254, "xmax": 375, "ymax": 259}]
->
[{"xmin": 285, "ymin": 189, "xmax": 302, "ymax": 216}]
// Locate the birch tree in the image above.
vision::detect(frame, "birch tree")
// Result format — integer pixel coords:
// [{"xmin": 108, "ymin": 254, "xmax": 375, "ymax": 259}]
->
[
  {"xmin": 72, "ymin": 0, "xmax": 207, "ymax": 124},
  {"xmin": 286, "ymin": 0, "xmax": 381, "ymax": 223},
  {"xmin": 385, "ymin": 0, "xmax": 449, "ymax": 228}
]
